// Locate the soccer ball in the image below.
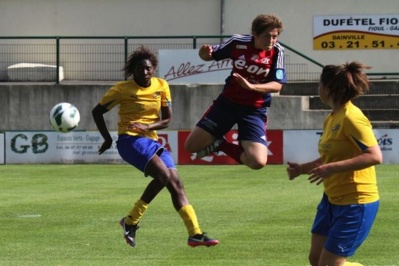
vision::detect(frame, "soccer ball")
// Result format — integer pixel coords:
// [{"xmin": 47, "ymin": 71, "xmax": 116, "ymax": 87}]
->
[{"xmin": 49, "ymin": 102, "xmax": 80, "ymax": 133}]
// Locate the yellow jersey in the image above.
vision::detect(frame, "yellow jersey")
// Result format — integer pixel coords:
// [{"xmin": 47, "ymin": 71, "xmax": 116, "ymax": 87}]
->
[
  {"xmin": 99, "ymin": 78, "xmax": 171, "ymax": 140},
  {"xmin": 318, "ymin": 101, "xmax": 379, "ymax": 205}
]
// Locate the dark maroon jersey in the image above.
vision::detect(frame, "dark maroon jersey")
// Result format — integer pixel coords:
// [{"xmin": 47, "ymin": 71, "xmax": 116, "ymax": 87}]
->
[{"xmin": 211, "ymin": 34, "xmax": 287, "ymax": 108}]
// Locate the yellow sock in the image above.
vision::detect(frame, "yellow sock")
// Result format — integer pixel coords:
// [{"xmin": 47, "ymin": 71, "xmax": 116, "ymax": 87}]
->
[
  {"xmin": 178, "ymin": 204, "xmax": 202, "ymax": 237},
  {"xmin": 126, "ymin": 199, "xmax": 148, "ymax": 225},
  {"xmin": 344, "ymin": 262, "xmax": 364, "ymax": 266}
]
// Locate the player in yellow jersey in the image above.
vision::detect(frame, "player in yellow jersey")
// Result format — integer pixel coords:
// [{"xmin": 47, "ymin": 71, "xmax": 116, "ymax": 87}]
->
[
  {"xmin": 92, "ymin": 46, "xmax": 218, "ymax": 248},
  {"xmin": 286, "ymin": 62, "xmax": 382, "ymax": 266}
]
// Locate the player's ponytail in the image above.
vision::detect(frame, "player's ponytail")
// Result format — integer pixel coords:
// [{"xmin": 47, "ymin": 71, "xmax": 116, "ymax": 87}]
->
[{"xmin": 321, "ymin": 61, "xmax": 371, "ymax": 105}]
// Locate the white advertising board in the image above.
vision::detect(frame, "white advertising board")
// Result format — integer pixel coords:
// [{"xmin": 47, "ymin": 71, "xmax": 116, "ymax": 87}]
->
[
  {"xmin": 158, "ymin": 49, "xmax": 232, "ymax": 84},
  {"xmin": 283, "ymin": 129, "xmax": 398, "ymax": 164},
  {"xmin": 374, "ymin": 129, "xmax": 397, "ymax": 164},
  {"xmin": 3, "ymin": 130, "xmax": 398, "ymax": 164},
  {"xmin": 283, "ymin": 130, "xmax": 322, "ymax": 163},
  {"xmin": 5, "ymin": 131, "xmax": 178, "ymax": 164},
  {"xmin": 0, "ymin": 132, "xmax": 4, "ymax": 164},
  {"xmin": 313, "ymin": 14, "xmax": 399, "ymax": 50}
]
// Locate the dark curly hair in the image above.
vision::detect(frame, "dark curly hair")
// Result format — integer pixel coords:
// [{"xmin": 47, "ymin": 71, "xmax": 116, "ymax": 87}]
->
[
  {"xmin": 123, "ymin": 45, "xmax": 158, "ymax": 78},
  {"xmin": 251, "ymin": 14, "xmax": 283, "ymax": 36}
]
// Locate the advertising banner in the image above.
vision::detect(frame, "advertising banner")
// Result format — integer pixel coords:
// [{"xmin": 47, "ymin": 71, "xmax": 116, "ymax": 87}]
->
[
  {"xmin": 0, "ymin": 132, "xmax": 4, "ymax": 164},
  {"xmin": 283, "ymin": 129, "xmax": 398, "ymax": 164},
  {"xmin": 374, "ymin": 129, "xmax": 397, "ymax": 164},
  {"xmin": 283, "ymin": 130, "xmax": 322, "ymax": 163},
  {"xmin": 178, "ymin": 130, "xmax": 283, "ymax": 165},
  {"xmin": 5, "ymin": 131, "xmax": 178, "ymax": 164},
  {"xmin": 158, "ymin": 49, "xmax": 232, "ymax": 84},
  {"xmin": 313, "ymin": 14, "xmax": 399, "ymax": 50},
  {"xmin": 3, "ymin": 129, "xmax": 397, "ymax": 165}
]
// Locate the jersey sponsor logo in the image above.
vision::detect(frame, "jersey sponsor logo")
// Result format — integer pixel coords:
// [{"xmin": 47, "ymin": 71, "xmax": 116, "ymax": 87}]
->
[{"xmin": 234, "ymin": 59, "xmax": 270, "ymax": 77}]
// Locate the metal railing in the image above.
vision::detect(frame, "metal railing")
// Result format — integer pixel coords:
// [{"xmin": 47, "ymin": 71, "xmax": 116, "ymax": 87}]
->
[{"xmin": 0, "ymin": 36, "xmax": 397, "ymax": 84}]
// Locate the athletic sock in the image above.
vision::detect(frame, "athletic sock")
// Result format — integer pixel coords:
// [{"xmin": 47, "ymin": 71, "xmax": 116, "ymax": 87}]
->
[
  {"xmin": 178, "ymin": 204, "xmax": 202, "ymax": 237},
  {"xmin": 219, "ymin": 140, "xmax": 243, "ymax": 164},
  {"xmin": 126, "ymin": 199, "xmax": 149, "ymax": 225}
]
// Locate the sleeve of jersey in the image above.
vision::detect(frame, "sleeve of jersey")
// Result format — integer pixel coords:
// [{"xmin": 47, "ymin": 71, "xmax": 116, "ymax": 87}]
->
[
  {"xmin": 99, "ymin": 85, "xmax": 120, "ymax": 110},
  {"xmin": 211, "ymin": 35, "xmax": 236, "ymax": 61},
  {"xmin": 269, "ymin": 45, "xmax": 287, "ymax": 84},
  {"xmin": 344, "ymin": 113, "xmax": 377, "ymax": 152},
  {"xmin": 161, "ymin": 81, "xmax": 172, "ymax": 107}
]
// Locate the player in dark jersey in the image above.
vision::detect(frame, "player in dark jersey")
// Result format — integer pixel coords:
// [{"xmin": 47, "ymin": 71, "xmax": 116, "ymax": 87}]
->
[{"xmin": 185, "ymin": 14, "xmax": 287, "ymax": 169}]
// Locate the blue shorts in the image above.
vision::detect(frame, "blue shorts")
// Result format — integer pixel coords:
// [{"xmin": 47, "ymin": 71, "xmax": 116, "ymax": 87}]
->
[
  {"xmin": 196, "ymin": 95, "xmax": 268, "ymax": 145},
  {"xmin": 116, "ymin": 134, "xmax": 175, "ymax": 176},
  {"xmin": 311, "ymin": 193, "xmax": 379, "ymax": 257}
]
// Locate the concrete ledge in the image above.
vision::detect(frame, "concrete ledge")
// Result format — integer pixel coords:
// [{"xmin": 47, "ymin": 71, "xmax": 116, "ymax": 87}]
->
[
  {"xmin": 281, "ymin": 80, "xmax": 399, "ymax": 95},
  {"xmin": 0, "ymin": 83, "xmax": 397, "ymax": 131},
  {"xmin": 7, "ymin": 63, "xmax": 64, "ymax": 82}
]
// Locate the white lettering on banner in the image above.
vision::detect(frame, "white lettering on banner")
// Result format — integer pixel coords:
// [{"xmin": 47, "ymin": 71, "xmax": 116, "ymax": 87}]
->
[{"xmin": 159, "ymin": 50, "xmax": 232, "ymax": 84}]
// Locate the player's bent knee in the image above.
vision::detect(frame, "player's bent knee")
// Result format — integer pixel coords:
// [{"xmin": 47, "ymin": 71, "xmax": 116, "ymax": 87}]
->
[
  {"xmin": 248, "ymin": 163, "xmax": 265, "ymax": 170},
  {"xmin": 246, "ymin": 158, "xmax": 267, "ymax": 170}
]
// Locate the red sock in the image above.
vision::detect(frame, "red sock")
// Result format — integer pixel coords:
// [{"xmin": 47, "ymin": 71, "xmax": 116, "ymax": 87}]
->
[{"xmin": 219, "ymin": 140, "xmax": 243, "ymax": 164}]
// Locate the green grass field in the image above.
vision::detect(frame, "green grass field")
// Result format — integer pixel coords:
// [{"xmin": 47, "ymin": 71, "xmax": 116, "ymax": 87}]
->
[{"xmin": 1, "ymin": 164, "xmax": 398, "ymax": 266}]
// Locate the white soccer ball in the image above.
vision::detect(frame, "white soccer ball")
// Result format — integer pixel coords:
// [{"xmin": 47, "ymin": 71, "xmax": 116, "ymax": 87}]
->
[{"xmin": 49, "ymin": 102, "xmax": 80, "ymax": 133}]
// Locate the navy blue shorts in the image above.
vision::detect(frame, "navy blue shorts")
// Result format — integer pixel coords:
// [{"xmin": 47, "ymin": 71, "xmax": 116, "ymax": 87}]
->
[
  {"xmin": 116, "ymin": 134, "xmax": 175, "ymax": 176},
  {"xmin": 311, "ymin": 193, "xmax": 379, "ymax": 257},
  {"xmin": 196, "ymin": 95, "xmax": 268, "ymax": 145}
]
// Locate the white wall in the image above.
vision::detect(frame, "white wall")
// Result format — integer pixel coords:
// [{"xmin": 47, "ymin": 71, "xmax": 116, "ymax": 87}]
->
[
  {"xmin": 0, "ymin": 0, "xmax": 398, "ymax": 74},
  {"xmin": 0, "ymin": 0, "xmax": 221, "ymax": 36},
  {"xmin": 222, "ymin": 0, "xmax": 399, "ymax": 74}
]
